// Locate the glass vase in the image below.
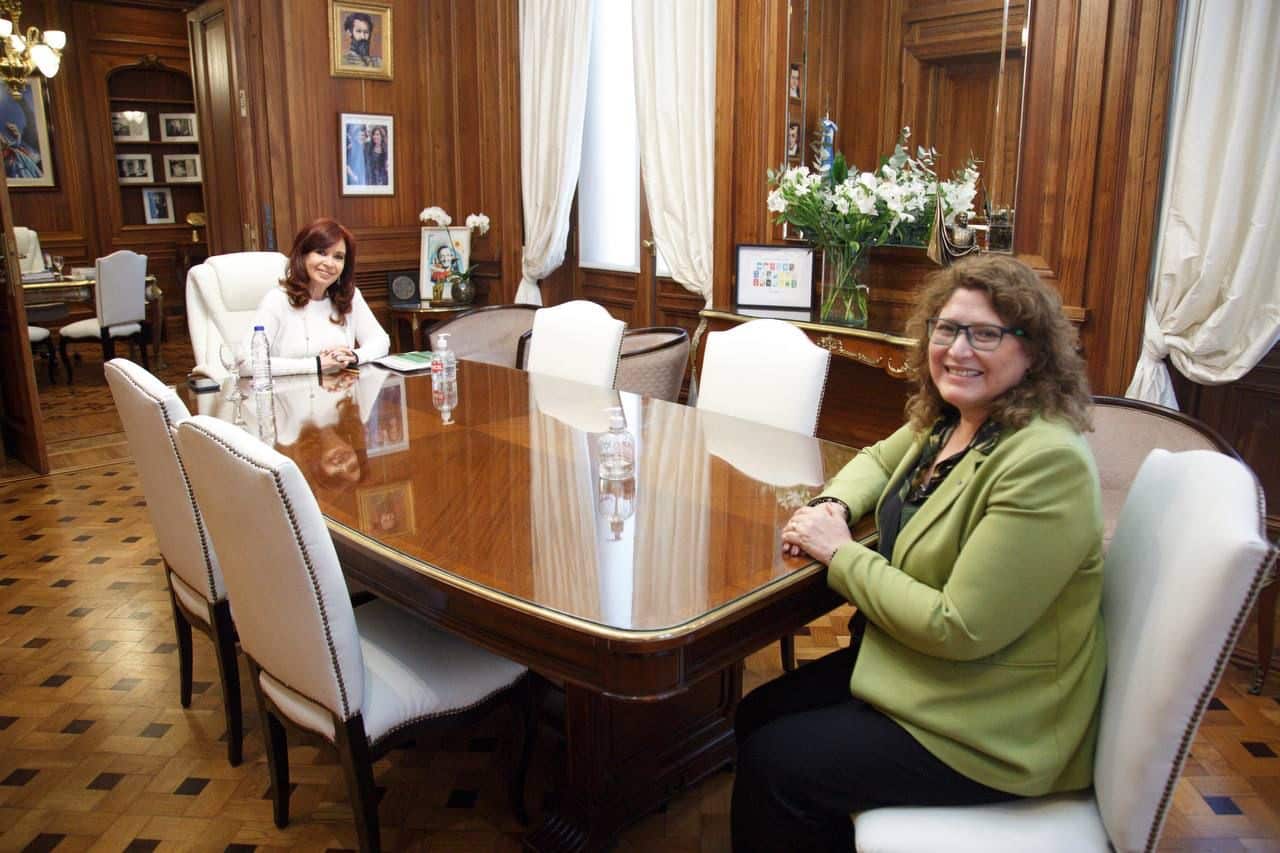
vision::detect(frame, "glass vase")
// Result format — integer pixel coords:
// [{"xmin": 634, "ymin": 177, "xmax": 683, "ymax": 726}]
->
[{"xmin": 819, "ymin": 247, "xmax": 869, "ymax": 328}]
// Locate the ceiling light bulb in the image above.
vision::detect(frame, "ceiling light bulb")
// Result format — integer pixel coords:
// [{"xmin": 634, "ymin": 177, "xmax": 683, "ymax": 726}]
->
[
  {"xmin": 43, "ymin": 30, "xmax": 65, "ymax": 50},
  {"xmin": 0, "ymin": 19, "xmax": 12, "ymax": 39},
  {"xmin": 30, "ymin": 42, "xmax": 57, "ymax": 77}
]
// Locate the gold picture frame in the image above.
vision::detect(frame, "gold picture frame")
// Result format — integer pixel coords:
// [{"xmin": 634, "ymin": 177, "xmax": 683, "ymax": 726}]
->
[
  {"xmin": 357, "ymin": 482, "xmax": 416, "ymax": 537},
  {"xmin": 329, "ymin": 0, "xmax": 393, "ymax": 80}
]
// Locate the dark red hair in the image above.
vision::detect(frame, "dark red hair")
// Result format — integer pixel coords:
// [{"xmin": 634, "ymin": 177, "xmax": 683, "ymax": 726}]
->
[{"xmin": 282, "ymin": 218, "xmax": 357, "ymax": 323}]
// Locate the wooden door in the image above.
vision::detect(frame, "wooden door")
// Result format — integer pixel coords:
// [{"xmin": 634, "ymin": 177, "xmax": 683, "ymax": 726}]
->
[
  {"xmin": 188, "ymin": 0, "xmax": 262, "ymax": 254},
  {"xmin": 0, "ymin": 176, "xmax": 49, "ymax": 473}
]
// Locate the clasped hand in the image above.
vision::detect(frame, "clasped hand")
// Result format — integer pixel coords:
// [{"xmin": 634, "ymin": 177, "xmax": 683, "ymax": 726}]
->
[
  {"xmin": 318, "ymin": 346, "xmax": 357, "ymax": 372},
  {"xmin": 781, "ymin": 502, "xmax": 853, "ymax": 564}
]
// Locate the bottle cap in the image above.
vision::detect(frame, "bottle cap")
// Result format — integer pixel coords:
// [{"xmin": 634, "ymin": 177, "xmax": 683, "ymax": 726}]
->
[
  {"xmin": 254, "ymin": 325, "xmax": 265, "ymax": 331},
  {"xmin": 608, "ymin": 406, "xmax": 626, "ymax": 430},
  {"xmin": 438, "ymin": 333, "xmax": 450, "ymax": 350}
]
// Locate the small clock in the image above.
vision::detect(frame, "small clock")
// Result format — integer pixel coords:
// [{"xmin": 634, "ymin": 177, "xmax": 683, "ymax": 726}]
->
[{"xmin": 390, "ymin": 273, "xmax": 418, "ymax": 302}]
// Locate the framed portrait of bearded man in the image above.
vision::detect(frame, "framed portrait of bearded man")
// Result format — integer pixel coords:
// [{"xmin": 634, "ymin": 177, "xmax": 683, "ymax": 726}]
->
[{"xmin": 329, "ymin": 1, "xmax": 393, "ymax": 80}]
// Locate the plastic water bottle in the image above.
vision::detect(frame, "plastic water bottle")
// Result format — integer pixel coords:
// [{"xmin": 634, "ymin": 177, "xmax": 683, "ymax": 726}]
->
[
  {"xmin": 253, "ymin": 388, "xmax": 276, "ymax": 445},
  {"xmin": 250, "ymin": 325, "xmax": 273, "ymax": 392},
  {"xmin": 597, "ymin": 407, "xmax": 635, "ymax": 480}
]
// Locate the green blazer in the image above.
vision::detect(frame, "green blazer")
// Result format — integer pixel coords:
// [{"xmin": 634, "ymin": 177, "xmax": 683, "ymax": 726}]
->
[{"xmin": 821, "ymin": 416, "xmax": 1106, "ymax": 797}]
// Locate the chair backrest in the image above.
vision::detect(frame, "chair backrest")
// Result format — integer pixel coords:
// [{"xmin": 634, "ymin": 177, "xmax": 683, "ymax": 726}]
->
[
  {"xmin": 525, "ymin": 300, "xmax": 627, "ymax": 388},
  {"xmin": 103, "ymin": 358, "xmax": 225, "ymax": 605},
  {"xmin": 697, "ymin": 319, "xmax": 831, "ymax": 435},
  {"xmin": 428, "ymin": 304, "xmax": 539, "ymax": 366},
  {"xmin": 616, "ymin": 326, "xmax": 690, "ymax": 402},
  {"xmin": 96, "ymin": 250, "xmax": 148, "ymax": 329},
  {"xmin": 1087, "ymin": 395, "xmax": 1235, "ymax": 547},
  {"xmin": 1093, "ymin": 449, "xmax": 1275, "ymax": 852},
  {"xmin": 13, "ymin": 226, "xmax": 43, "ymax": 273},
  {"xmin": 176, "ymin": 415, "xmax": 365, "ymax": 723},
  {"xmin": 186, "ymin": 251, "xmax": 288, "ymax": 378}
]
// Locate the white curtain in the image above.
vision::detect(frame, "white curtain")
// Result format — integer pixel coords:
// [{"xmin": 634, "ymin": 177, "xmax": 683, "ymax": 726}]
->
[
  {"xmin": 1126, "ymin": 0, "xmax": 1280, "ymax": 407},
  {"xmin": 518, "ymin": 0, "xmax": 594, "ymax": 305},
  {"xmin": 632, "ymin": 0, "xmax": 717, "ymax": 306}
]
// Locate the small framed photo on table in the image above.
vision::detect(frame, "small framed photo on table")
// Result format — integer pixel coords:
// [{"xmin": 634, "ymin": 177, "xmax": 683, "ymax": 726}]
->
[
  {"xmin": 158, "ymin": 113, "xmax": 198, "ymax": 142},
  {"xmin": 142, "ymin": 187, "xmax": 175, "ymax": 224},
  {"xmin": 340, "ymin": 112, "xmax": 394, "ymax": 196},
  {"xmin": 419, "ymin": 226, "xmax": 470, "ymax": 301},
  {"xmin": 734, "ymin": 243, "xmax": 814, "ymax": 311}
]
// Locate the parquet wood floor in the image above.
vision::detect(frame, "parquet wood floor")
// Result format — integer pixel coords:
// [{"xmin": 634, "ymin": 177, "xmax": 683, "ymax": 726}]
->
[{"xmin": 2, "ymin": 463, "xmax": 1278, "ymax": 851}]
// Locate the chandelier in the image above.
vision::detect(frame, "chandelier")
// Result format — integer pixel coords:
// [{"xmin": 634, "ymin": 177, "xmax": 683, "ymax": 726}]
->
[{"xmin": 0, "ymin": 0, "xmax": 65, "ymax": 101}]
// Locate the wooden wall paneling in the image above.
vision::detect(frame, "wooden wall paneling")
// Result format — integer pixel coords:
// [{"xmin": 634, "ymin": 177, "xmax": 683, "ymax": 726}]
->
[{"xmin": 189, "ymin": 2, "xmax": 243, "ymax": 253}]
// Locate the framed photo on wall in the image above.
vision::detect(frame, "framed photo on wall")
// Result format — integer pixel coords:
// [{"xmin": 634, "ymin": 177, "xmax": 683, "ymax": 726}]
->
[
  {"xmin": 142, "ymin": 187, "xmax": 175, "ymax": 224},
  {"xmin": 159, "ymin": 113, "xmax": 198, "ymax": 142},
  {"xmin": 419, "ymin": 227, "xmax": 470, "ymax": 301},
  {"xmin": 734, "ymin": 244, "xmax": 814, "ymax": 311},
  {"xmin": 330, "ymin": 0, "xmax": 393, "ymax": 80},
  {"xmin": 1, "ymin": 78, "xmax": 55, "ymax": 188},
  {"xmin": 111, "ymin": 109, "xmax": 149, "ymax": 142},
  {"xmin": 163, "ymin": 153, "xmax": 201, "ymax": 183},
  {"xmin": 789, "ymin": 63, "xmax": 803, "ymax": 100},
  {"xmin": 340, "ymin": 112, "xmax": 394, "ymax": 196},
  {"xmin": 116, "ymin": 154, "xmax": 154, "ymax": 184}
]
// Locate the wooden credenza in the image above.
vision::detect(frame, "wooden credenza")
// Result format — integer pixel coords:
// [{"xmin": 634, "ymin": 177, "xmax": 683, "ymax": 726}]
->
[{"xmin": 697, "ymin": 308, "xmax": 916, "ymax": 449}]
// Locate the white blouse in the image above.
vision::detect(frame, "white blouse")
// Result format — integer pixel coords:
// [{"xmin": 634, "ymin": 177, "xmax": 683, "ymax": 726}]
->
[{"xmin": 247, "ymin": 286, "xmax": 390, "ymax": 375}]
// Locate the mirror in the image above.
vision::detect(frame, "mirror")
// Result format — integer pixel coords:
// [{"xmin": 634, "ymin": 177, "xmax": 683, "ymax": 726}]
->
[{"xmin": 790, "ymin": 0, "xmax": 1031, "ymax": 252}]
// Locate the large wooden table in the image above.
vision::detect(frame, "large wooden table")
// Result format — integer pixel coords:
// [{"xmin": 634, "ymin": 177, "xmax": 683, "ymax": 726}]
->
[{"xmin": 196, "ymin": 362, "xmax": 863, "ymax": 851}]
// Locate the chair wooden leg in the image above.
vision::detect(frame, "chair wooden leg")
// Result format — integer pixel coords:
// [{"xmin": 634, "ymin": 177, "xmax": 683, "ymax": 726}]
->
[
  {"xmin": 136, "ymin": 333, "xmax": 150, "ymax": 370},
  {"xmin": 780, "ymin": 634, "xmax": 797, "ymax": 672},
  {"xmin": 249, "ymin": 663, "xmax": 291, "ymax": 829},
  {"xmin": 209, "ymin": 600, "xmax": 243, "ymax": 766},
  {"xmin": 59, "ymin": 337, "xmax": 73, "ymax": 384},
  {"xmin": 1252, "ymin": 581, "xmax": 1278, "ymax": 694},
  {"xmin": 510, "ymin": 674, "xmax": 538, "ymax": 826},
  {"xmin": 43, "ymin": 339, "xmax": 56, "ymax": 383},
  {"xmin": 335, "ymin": 715, "xmax": 381, "ymax": 853},
  {"xmin": 168, "ymin": 585, "xmax": 194, "ymax": 708}
]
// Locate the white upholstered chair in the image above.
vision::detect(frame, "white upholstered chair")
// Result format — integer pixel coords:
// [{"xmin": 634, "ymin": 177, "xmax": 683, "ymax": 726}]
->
[
  {"xmin": 696, "ymin": 319, "xmax": 831, "ymax": 435},
  {"xmin": 186, "ymin": 251, "xmax": 288, "ymax": 379},
  {"xmin": 175, "ymin": 414, "xmax": 536, "ymax": 851},
  {"xmin": 428, "ymin": 303, "xmax": 539, "ymax": 367},
  {"xmin": 13, "ymin": 225, "xmax": 44, "ymax": 274},
  {"xmin": 60, "ymin": 250, "xmax": 148, "ymax": 381},
  {"xmin": 616, "ymin": 326, "xmax": 690, "ymax": 402},
  {"xmin": 28, "ymin": 325, "xmax": 56, "ymax": 383},
  {"xmin": 522, "ymin": 299, "xmax": 626, "ymax": 388},
  {"xmin": 103, "ymin": 359, "xmax": 243, "ymax": 765},
  {"xmin": 853, "ymin": 449, "xmax": 1277, "ymax": 853}
]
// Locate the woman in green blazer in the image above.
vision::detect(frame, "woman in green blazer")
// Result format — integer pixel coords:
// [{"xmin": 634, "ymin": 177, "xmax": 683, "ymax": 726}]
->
[{"xmin": 731, "ymin": 255, "xmax": 1105, "ymax": 853}]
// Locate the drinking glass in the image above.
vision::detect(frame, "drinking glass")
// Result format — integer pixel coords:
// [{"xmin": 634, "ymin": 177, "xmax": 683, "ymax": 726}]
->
[
  {"xmin": 218, "ymin": 344, "xmax": 245, "ymax": 401},
  {"xmin": 50, "ymin": 256, "xmax": 64, "ymax": 279}
]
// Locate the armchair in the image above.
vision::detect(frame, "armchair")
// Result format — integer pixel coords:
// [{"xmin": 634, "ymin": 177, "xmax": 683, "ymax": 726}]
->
[{"xmin": 186, "ymin": 251, "xmax": 287, "ymax": 379}]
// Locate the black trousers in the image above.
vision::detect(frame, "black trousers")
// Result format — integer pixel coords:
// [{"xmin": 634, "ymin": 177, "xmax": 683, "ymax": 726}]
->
[{"xmin": 730, "ymin": 640, "xmax": 1019, "ymax": 853}]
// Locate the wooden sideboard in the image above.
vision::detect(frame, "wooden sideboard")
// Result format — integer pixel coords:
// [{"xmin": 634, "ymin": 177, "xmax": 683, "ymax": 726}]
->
[{"xmin": 697, "ymin": 308, "xmax": 915, "ymax": 449}]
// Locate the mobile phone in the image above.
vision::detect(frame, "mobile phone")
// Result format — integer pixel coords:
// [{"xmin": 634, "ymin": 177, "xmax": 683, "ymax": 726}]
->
[{"xmin": 187, "ymin": 375, "xmax": 220, "ymax": 393}]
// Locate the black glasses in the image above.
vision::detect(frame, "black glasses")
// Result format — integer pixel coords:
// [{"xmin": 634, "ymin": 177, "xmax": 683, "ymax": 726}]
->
[{"xmin": 926, "ymin": 318, "xmax": 1026, "ymax": 351}]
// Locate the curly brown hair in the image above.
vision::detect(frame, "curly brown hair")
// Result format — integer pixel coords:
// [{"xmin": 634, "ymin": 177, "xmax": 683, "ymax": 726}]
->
[
  {"xmin": 281, "ymin": 218, "xmax": 357, "ymax": 324},
  {"xmin": 903, "ymin": 255, "xmax": 1092, "ymax": 433}
]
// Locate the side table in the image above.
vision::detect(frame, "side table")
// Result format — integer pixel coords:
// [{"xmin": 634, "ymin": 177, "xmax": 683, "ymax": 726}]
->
[{"xmin": 388, "ymin": 301, "xmax": 471, "ymax": 352}]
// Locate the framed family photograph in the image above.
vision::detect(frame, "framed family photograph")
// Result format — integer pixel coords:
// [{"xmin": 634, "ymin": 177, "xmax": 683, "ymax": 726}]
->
[
  {"xmin": 163, "ymin": 153, "xmax": 201, "ymax": 183},
  {"xmin": 159, "ymin": 112, "xmax": 197, "ymax": 142},
  {"xmin": 329, "ymin": 0, "xmax": 392, "ymax": 80},
  {"xmin": 1, "ymin": 78, "xmax": 55, "ymax": 188},
  {"xmin": 418, "ymin": 227, "xmax": 470, "ymax": 301},
  {"xmin": 340, "ymin": 112, "xmax": 394, "ymax": 196},
  {"xmin": 116, "ymin": 154, "xmax": 153, "ymax": 184},
  {"xmin": 142, "ymin": 187, "xmax": 175, "ymax": 224},
  {"xmin": 111, "ymin": 109, "xmax": 149, "ymax": 142},
  {"xmin": 734, "ymin": 243, "xmax": 814, "ymax": 311},
  {"xmin": 357, "ymin": 482, "xmax": 415, "ymax": 537},
  {"xmin": 365, "ymin": 376, "xmax": 409, "ymax": 458}
]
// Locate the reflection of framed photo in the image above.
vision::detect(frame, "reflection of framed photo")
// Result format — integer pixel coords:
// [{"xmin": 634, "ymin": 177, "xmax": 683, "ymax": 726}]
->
[
  {"xmin": 116, "ymin": 154, "xmax": 154, "ymax": 184},
  {"xmin": 111, "ymin": 109, "xmax": 149, "ymax": 142},
  {"xmin": 142, "ymin": 187, "xmax": 175, "ymax": 224},
  {"xmin": 330, "ymin": 0, "xmax": 392, "ymax": 80},
  {"xmin": 734, "ymin": 243, "xmax": 814, "ymax": 311},
  {"xmin": 787, "ymin": 121, "xmax": 801, "ymax": 158},
  {"xmin": 418, "ymin": 227, "xmax": 470, "ymax": 301},
  {"xmin": 788, "ymin": 63, "xmax": 803, "ymax": 100},
  {"xmin": 163, "ymin": 153, "xmax": 201, "ymax": 183},
  {"xmin": 357, "ymin": 482, "xmax": 415, "ymax": 537},
  {"xmin": 158, "ymin": 112, "xmax": 197, "ymax": 142},
  {"xmin": 365, "ymin": 376, "xmax": 409, "ymax": 457},
  {"xmin": 340, "ymin": 112, "xmax": 394, "ymax": 196},
  {"xmin": 2, "ymin": 78, "xmax": 55, "ymax": 188}
]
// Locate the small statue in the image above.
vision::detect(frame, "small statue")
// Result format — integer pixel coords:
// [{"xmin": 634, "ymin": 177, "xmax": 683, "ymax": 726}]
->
[{"xmin": 947, "ymin": 212, "xmax": 976, "ymax": 250}]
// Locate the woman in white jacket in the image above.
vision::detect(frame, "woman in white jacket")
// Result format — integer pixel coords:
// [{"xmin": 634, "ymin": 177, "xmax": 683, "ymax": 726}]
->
[{"xmin": 248, "ymin": 217, "xmax": 390, "ymax": 375}]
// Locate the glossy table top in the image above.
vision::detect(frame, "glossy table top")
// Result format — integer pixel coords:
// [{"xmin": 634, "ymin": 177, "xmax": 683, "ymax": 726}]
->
[{"xmin": 191, "ymin": 361, "xmax": 862, "ymax": 638}]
